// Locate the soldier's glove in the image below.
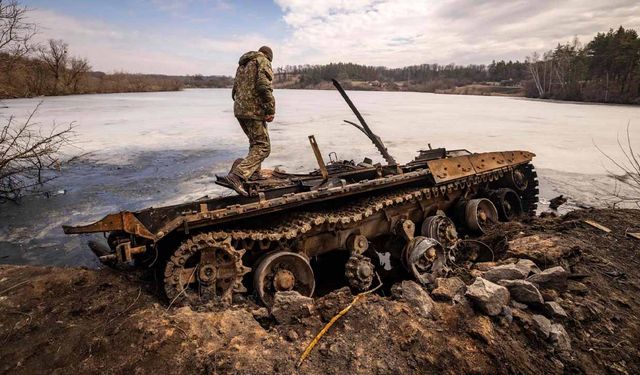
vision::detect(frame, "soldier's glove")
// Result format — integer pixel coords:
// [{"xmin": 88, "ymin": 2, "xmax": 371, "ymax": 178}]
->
[{"xmin": 265, "ymin": 115, "xmax": 275, "ymax": 123}]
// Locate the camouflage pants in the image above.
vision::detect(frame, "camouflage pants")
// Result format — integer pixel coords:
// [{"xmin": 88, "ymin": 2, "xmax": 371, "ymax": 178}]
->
[{"xmin": 233, "ymin": 118, "xmax": 271, "ymax": 181}]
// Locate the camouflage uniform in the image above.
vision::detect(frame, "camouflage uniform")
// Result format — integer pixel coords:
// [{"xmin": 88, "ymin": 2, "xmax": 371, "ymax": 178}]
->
[{"xmin": 231, "ymin": 51, "xmax": 275, "ymax": 181}]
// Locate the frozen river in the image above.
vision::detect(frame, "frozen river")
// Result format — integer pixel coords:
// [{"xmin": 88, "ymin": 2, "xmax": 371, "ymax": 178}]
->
[{"xmin": 1, "ymin": 88, "xmax": 639, "ymax": 266}]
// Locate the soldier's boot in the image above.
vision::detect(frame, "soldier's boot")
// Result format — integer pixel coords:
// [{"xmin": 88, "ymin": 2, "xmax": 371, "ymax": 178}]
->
[
  {"xmin": 249, "ymin": 169, "xmax": 268, "ymax": 181},
  {"xmin": 217, "ymin": 172, "xmax": 248, "ymax": 196}
]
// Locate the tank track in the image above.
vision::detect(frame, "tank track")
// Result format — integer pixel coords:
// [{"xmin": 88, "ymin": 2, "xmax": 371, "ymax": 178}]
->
[
  {"xmin": 163, "ymin": 162, "xmax": 537, "ymax": 302},
  {"xmin": 520, "ymin": 163, "xmax": 539, "ymax": 215}
]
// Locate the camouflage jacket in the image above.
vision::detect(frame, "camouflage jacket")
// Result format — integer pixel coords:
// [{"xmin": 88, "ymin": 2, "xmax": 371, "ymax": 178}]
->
[{"xmin": 232, "ymin": 51, "xmax": 275, "ymax": 120}]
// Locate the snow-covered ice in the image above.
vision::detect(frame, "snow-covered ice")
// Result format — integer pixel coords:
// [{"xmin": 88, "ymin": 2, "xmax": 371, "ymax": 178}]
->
[{"xmin": 1, "ymin": 89, "xmax": 638, "ymax": 266}]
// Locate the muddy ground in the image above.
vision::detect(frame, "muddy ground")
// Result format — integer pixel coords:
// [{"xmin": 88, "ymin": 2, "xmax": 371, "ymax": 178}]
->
[{"xmin": 0, "ymin": 208, "xmax": 639, "ymax": 374}]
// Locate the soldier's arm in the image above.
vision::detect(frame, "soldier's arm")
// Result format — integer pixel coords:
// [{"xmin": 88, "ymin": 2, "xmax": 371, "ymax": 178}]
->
[{"xmin": 256, "ymin": 58, "xmax": 275, "ymax": 116}]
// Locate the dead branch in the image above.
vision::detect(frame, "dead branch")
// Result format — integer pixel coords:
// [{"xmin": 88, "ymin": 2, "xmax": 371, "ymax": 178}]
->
[
  {"xmin": 0, "ymin": 102, "xmax": 76, "ymax": 202},
  {"xmin": 0, "ymin": 0, "xmax": 36, "ymax": 57},
  {"xmin": 595, "ymin": 124, "xmax": 640, "ymax": 206}
]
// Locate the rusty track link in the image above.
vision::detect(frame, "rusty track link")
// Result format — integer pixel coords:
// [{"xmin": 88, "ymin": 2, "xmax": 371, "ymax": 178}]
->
[{"xmin": 175, "ymin": 163, "xmax": 538, "ymax": 248}]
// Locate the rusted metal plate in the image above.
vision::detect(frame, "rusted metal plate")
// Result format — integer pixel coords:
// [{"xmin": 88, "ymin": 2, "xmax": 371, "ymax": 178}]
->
[
  {"xmin": 62, "ymin": 212, "xmax": 155, "ymax": 240},
  {"xmin": 469, "ymin": 152, "xmax": 507, "ymax": 173},
  {"xmin": 427, "ymin": 155, "xmax": 476, "ymax": 183},
  {"xmin": 502, "ymin": 150, "xmax": 535, "ymax": 165}
]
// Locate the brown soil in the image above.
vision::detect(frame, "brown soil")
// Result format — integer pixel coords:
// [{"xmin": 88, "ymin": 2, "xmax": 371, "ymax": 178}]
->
[{"xmin": 1, "ymin": 209, "xmax": 639, "ymax": 374}]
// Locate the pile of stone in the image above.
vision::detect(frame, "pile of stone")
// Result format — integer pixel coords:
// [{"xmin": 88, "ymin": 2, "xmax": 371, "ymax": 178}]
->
[
  {"xmin": 463, "ymin": 259, "xmax": 572, "ymax": 352},
  {"xmin": 265, "ymin": 256, "xmax": 575, "ymax": 354}
]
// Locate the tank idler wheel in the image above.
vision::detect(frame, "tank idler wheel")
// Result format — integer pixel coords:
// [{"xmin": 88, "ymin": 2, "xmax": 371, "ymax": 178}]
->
[
  {"xmin": 421, "ymin": 215, "xmax": 458, "ymax": 248},
  {"xmin": 464, "ymin": 198, "xmax": 499, "ymax": 233},
  {"xmin": 164, "ymin": 235, "xmax": 250, "ymax": 306},
  {"xmin": 345, "ymin": 254, "xmax": 375, "ymax": 292},
  {"xmin": 253, "ymin": 251, "xmax": 315, "ymax": 307},
  {"xmin": 490, "ymin": 188, "xmax": 523, "ymax": 221},
  {"xmin": 402, "ymin": 236, "xmax": 447, "ymax": 285}
]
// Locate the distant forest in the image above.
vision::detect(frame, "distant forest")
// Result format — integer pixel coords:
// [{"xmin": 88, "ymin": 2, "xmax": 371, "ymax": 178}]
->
[
  {"xmin": 275, "ymin": 26, "xmax": 640, "ymax": 104},
  {"xmin": 275, "ymin": 60, "xmax": 528, "ymax": 93},
  {"xmin": 0, "ymin": 46, "xmax": 233, "ymax": 99}
]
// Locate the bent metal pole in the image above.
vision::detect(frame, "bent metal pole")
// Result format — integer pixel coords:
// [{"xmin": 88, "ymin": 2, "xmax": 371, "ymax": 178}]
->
[{"xmin": 331, "ymin": 79, "xmax": 397, "ymax": 166}]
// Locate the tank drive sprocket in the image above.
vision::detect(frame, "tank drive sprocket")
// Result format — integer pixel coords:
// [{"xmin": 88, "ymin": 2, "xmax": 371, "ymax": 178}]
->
[
  {"xmin": 345, "ymin": 254, "xmax": 375, "ymax": 291},
  {"xmin": 163, "ymin": 233, "xmax": 250, "ymax": 306}
]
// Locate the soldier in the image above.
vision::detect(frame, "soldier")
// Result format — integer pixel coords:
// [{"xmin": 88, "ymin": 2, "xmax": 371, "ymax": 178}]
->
[{"xmin": 218, "ymin": 46, "xmax": 275, "ymax": 196}]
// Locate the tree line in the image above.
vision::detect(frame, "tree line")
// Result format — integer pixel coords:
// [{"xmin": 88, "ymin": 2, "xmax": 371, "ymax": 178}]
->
[
  {"xmin": 275, "ymin": 26, "xmax": 640, "ymax": 104},
  {"xmin": 275, "ymin": 61, "xmax": 529, "ymax": 92},
  {"xmin": 527, "ymin": 27, "xmax": 640, "ymax": 103},
  {"xmin": 0, "ymin": 1, "xmax": 232, "ymax": 99}
]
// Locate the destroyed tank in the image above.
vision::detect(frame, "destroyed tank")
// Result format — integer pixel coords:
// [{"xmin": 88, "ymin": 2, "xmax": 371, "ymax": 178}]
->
[{"xmin": 63, "ymin": 80, "xmax": 538, "ymax": 307}]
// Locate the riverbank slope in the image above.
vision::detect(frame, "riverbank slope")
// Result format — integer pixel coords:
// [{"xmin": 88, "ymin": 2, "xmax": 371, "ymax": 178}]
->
[{"xmin": 1, "ymin": 208, "xmax": 639, "ymax": 374}]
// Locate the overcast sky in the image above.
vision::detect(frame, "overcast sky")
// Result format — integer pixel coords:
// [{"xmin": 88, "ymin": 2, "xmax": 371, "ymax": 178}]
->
[{"xmin": 22, "ymin": 0, "xmax": 640, "ymax": 75}]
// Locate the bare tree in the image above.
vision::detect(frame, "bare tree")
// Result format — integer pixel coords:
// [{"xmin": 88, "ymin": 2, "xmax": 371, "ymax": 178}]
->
[
  {"xmin": 0, "ymin": 0, "xmax": 36, "ymax": 57},
  {"xmin": 0, "ymin": 103, "xmax": 75, "ymax": 202},
  {"xmin": 595, "ymin": 124, "xmax": 640, "ymax": 208},
  {"xmin": 526, "ymin": 53, "xmax": 545, "ymax": 97},
  {"xmin": 39, "ymin": 39, "xmax": 68, "ymax": 94},
  {"xmin": 65, "ymin": 57, "xmax": 90, "ymax": 92}
]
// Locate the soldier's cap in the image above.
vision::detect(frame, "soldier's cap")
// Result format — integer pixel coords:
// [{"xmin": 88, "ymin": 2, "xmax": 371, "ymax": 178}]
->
[{"xmin": 258, "ymin": 46, "xmax": 273, "ymax": 62}]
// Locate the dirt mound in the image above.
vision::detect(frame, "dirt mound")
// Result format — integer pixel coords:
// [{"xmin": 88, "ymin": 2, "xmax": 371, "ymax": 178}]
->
[{"xmin": 1, "ymin": 209, "xmax": 639, "ymax": 374}]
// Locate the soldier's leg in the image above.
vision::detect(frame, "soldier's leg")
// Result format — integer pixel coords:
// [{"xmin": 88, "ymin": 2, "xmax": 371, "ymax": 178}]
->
[{"xmin": 233, "ymin": 119, "xmax": 270, "ymax": 181}]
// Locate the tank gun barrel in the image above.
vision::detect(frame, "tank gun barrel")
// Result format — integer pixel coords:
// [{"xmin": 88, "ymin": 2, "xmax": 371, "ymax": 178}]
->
[{"xmin": 332, "ymin": 79, "xmax": 397, "ymax": 166}]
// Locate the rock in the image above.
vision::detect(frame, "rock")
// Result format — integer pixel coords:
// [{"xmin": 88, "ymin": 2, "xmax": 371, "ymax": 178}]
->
[
  {"xmin": 512, "ymin": 308, "xmax": 533, "ymax": 325},
  {"xmin": 392, "ymin": 280, "xmax": 435, "ymax": 319},
  {"xmin": 510, "ymin": 300, "xmax": 528, "ymax": 310},
  {"xmin": 540, "ymin": 289, "xmax": 559, "ymax": 301},
  {"xmin": 532, "ymin": 314, "xmax": 552, "ymax": 338},
  {"xmin": 527, "ymin": 266, "xmax": 569, "ymax": 290},
  {"xmin": 549, "ymin": 323, "xmax": 572, "ymax": 351},
  {"xmin": 271, "ymin": 291, "xmax": 314, "ymax": 324},
  {"xmin": 508, "ymin": 235, "xmax": 579, "ymax": 264},
  {"xmin": 250, "ymin": 307, "xmax": 270, "ymax": 320},
  {"xmin": 474, "ymin": 262, "xmax": 497, "ymax": 272},
  {"xmin": 498, "ymin": 279, "xmax": 544, "ymax": 305},
  {"xmin": 483, "ymin": 264, "xmax": 529, "ymax": 282},
  {"xmin": 539, "ymin": 211, "xmax": 558, "ymax": 218},
  {"xmin": 500, "ymin": 306, "xmax": 513, "ymax": 325},
  {"xmin": 431, "ymin": 277, "xmax": 466, "ymax": 301},
  {"xmin": 516, "ymin": 259, "xmax": 541, "ymax": 275},
  {"xmin": 469, "ymin": 269, "xmax": 483, "ymax": 278},
  {"xmin": 549, "ymin": 195, "xmax": 567, "ymax": 210},
  {"xmin": 465, "ymin": 277, "xmax": 510, "ymax": 316},
  {"xmin": 285, "ymin": 329, "xmax": 299, "ymax": 342},
  {"xmin": 567, "ymin": 280, "xmax": 589, "ymax": 295},
  {"xmin": 315, "ymin": 287, "xmax": 353, "ymax": 322},
  {"xmin": 467, "ymin": 315, "xmax": 495, "ymax": 344},
  {"xmin": 543, "ymin": 301, "xmax": 568, "ymax": 319}
]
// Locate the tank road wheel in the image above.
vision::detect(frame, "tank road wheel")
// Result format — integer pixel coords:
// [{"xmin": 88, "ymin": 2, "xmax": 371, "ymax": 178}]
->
[
  {"xmin": 402, "ymin": 237, "xmax": 447, "ymax": 285},
  {"xmin": 490, "ymin": 188, "xmax": 523, "ymax": 221},
  {"xmin": 253, "ymin": 251, "xmax": 315, "ymax": 307},
  {"xmin": 510, "ymin": 166, "xmax": 529, "ymax": 191},
  {"xmin": 345, "ymin": 254, "xmax": 375, "ymax": 292},
  {"xmin": 164, "ymin": 234, "xmax": 250, "ymax": 306},
  {"xmin": 464, "ymin": 198, "xmax": 498, "ymax": 233},
  {"xmin": 421, "ymin": 215, "xmax": 458, "ymax": 248}
]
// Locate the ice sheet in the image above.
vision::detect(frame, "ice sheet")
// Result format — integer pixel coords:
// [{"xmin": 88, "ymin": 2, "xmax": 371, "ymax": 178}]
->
[{"xmin": 0, "ymin": 89, "xmax": 638, "ymax": 266}]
